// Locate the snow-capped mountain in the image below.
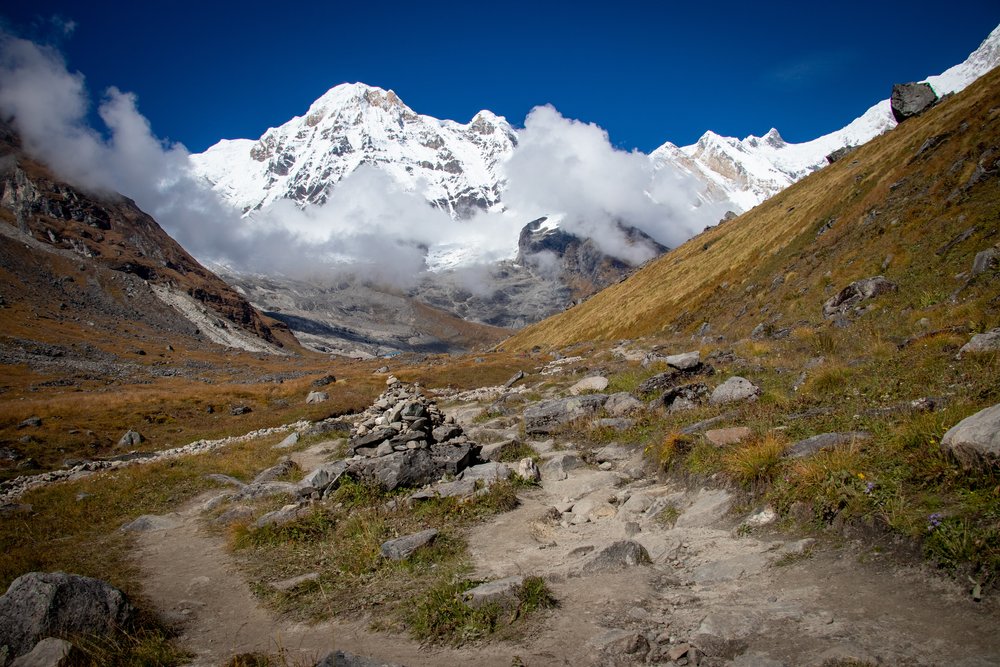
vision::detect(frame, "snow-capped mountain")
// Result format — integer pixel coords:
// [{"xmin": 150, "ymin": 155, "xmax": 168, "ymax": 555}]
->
[
  {"xmin": 191, "ymin": 83, "xmax": 517, "ymax": 218},
  {"xmin": 656, "ymin": 23, "xmax": 1000, "ymax": 212}
]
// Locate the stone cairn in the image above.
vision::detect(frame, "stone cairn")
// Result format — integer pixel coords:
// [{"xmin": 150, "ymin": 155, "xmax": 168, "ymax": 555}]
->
[{"xmin": 336, "ymin": 379, "xmax": 480, "ymax": 491}]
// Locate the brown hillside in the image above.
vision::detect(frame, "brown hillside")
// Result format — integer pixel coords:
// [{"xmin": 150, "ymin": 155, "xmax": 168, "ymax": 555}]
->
[{"xmin": 506, "ymin": 68, "xmax": 1000, "ymax": 350}]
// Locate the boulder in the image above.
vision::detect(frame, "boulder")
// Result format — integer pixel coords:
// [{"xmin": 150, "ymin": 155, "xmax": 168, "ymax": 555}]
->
[
  {"xmin": 0, "ymin": 572, "xmax": 135, "ymax": 660},
  {"xmin": 429, "ymin": 442, "xmax": 475, "ymax": 476},
  {"xmin": 664, "ymin": 350, "xmax": 700, "ymax": 370},
  {"xmin": 478, "ymin": 439, "xmax": 521, "ymax": 462},
  {"xmin": 273, "ymin": 432, "xmax": 300, "ymax": 449},
  {"xmin": 504, "ymin": 370, "xmax": 526, "ymax": 388},
  {"xmin": 959, "ymin": 328, "xmax": 1000, "ymax": 357},
  {"xmin": 541, "ymin": 452, "xmax": 583, "ymax": 481},
  {"xmin": 9, "ymin": 637, "xmax": 80, "ymax": 667},
  {"xmin": 709, "ymin": 377, "xmax": 761, "ymax": 405},
  {"xmin": 17, "ymin": 417, "xmax": 41, "ymax": 429},
  {"xmin": 823, "ymin": 276, "xmax": 897, "ymax": 318},
  {"xmin": 251, "ymin": 459, "xmax": 299, "ymax": 485},
  {"xmin": 380, "ymin": 528, "xmax": 438, "ymax": 561},
  {"xmin": 459, "ymin": 462, "xmax": 513, "ymax": 484},
  {"xmin": 569, "ymin": 376, "xmax": 609, "ymax": 395},
  {"xmin": 604, "ymin": 392, "xmax": 645, "ymax": 417},
  {"xmin": 941, "ymin": 403, "xmax": 1000, "ymax": 468},
  {"xmin": 431, "ymin": 423, "xmax": 463, "ymax": 443},
  {"xmin": 306, "ymin": 391, "xmax": 329, "ymax": 404},
  {"xmin": 255, "ymin": 503, "xmax": 311, "ymax": 528},
  {"xmin": 298, "ymin": 460, "xmax": 349, "ymax": 494},
  {"xmin": 786, "ymin": 432, "xmax": 871, "ymax": 459},
  {"xmin": 584, "ymin": 540, "xmax": 652, "ymax": 572},
  {"xmin": 346, "ymin": 449, "xmax": 441, "ymax": 491},
  {"xmin": 890, "ymin": 82, "xmax": 938, "ymax": 122},
  {"xmin": 116, "ymin": 430, "xmax": 143, "ymax": 448},
  {"xmin": 826, "ymin": 145, "xmax": 856, "ymax": 164},
  {"xmin": 523, "ymin": 395, "xmax": 609, "ymax": 435}
]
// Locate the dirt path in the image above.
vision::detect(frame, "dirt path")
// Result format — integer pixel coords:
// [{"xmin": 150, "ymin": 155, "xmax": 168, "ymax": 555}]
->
[{"xmin": 133, "ymin": 413, "xmax": 1000, "ymax": 666}]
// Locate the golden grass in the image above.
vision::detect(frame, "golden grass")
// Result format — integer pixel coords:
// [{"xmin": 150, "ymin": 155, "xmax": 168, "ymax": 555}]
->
[{"xmin": 504, "ymin": 67, "xmax": 1000, "ymax": 350}]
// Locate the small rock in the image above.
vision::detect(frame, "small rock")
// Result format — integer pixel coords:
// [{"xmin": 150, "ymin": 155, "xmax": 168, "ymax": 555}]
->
[
  {"xmin": 744, "ymin": 506, "xmax": 778, "ymax": 526},
  {"xmin": 117, "ymin": 430, "xmax": 143, "ymax": 448},
  {"xmin": 251, "ymin": 460, "xmax": 299, "ymax": 485},
  {"xmin": 17, "ymin": 417, "xmax": 42, "ymax": 429},
  {"xmin": 314, "ymin": 650, "xmax": 403, "ymax": 667},
  {"xmin": 504, "ymin": 370, "xmax": 526, "ymax": 388},
  {"xmin": 459, "ymin": 462, "xmax": 513, "ymax": 484},
  {"xmin": 569, "ymin": 376, "xmax": 609, "ymax": 395},
  {"xmin": 461, "ymin": 575, "xmax": 524, "ymax": 609},
  {"xmin": 972, "ymin": 247, "xmax": 999, "ymax": 276},
  {"xmin": 959, "ymin": 328, "xmax": 1000, "ymax": 357},
  {"xmin": 214, "ymin": 505, "xmax": 254, "ymax": 526},
  {"xmin": 604, "ymin": 392, "xmax": 645, "ymax": 417},
  {"xmin": 306, "ymin": 391, "xmax": 329, "ymax": 404},
  {"xmin": 273, "ymin": 432, "xmax": 300, "ymax": 449},
  {"xmin": 255, "ymin": 504, "xmax": 311, "ymax": 528},
  {"xmin": 584, "ymin": 540, "xmax": 651, "ymax": 572},
  {"xmin": 516, "ymin": 457, "xmax": 541, "ymax": 482},
  {"xmin": 709, "ymin": 377, "xmax": 761, "ymax": 405},
  {"xmin": 9, "ymin": 637, "xmax": 80, "ymax": 667},
  {"xmin": 822, "ymin": 275, "xmax": 897, "ymax": 318},
  {"xmin": 704, "ymin": 426, "xmax": 752, "ymax": 447},
  {"xmin": 230, "ymin": 405, "xmax": 251, "ymax": 416},
  {"xmin": 312, "ymin": 374, "xmax": 336, "ymax": 387}
]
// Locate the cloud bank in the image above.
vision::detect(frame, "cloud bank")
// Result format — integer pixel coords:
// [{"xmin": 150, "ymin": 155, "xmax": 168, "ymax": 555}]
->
[{"xmin": 0, "ymin": 31, "xmax": 723, "ymax": 290}]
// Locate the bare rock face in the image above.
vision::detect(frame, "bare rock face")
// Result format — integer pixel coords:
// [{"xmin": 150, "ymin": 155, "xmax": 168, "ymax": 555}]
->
[
  {"xmin": 0, "ymin": 572, "xmax": 135, "ymax": 660},
  {"xmin": 891, "ymin": 82, "xmax": 938, "ymax": 122}
]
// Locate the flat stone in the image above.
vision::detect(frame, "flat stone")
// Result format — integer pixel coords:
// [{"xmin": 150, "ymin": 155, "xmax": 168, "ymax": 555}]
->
[
  {"xmin": 691, "ymin": 553, "xmax": 769, "ymax": 583},
  {"xmin": 604, "ymin": 392, "xmax": 645, "ymax": 417},
  {"xmin": 315, "ymin": 650, "xmax": 403, "ymax": 667},
  {"xmin": 380, "ymin": 528, "xmax": 438, "ymax": 561},
  {"xmin": 251, "ymin": 460, "xmax": 299, "ymax": 485},
  {"xmin": 593, "ymin": 443, "xmax": 633, "ymax": 462},
  {"xmin": 268, "ymin": 572, "xmax": 320, "ymax": 592},
  {"xmin": 255, "ymin": 504, "xmax": 311, "ymax": 528},
  {"xmin": 541, "ymin": 452, "xmax": 583, "ymax": 481},
  {"xmin": 460, "ymin": 462, "xmax": 513, "ymax": 483},
  {"xmin": 298, "ymin": 461, "xmax": 349, "ymax": 492},
  {"xmin": 786, "ymin": 432, "xmax": 871, "ymax": 459},
  {"xmin": 410, "ymin": 479, "xmax": 476, "ymax": 501},
  {"xmin": 9, "ymin": 637, "xmax": 79, "ymax": 667},
  {"xmin": 592, "ymin": 417, "xmax": 635, "ymax": 431},
  {"xmin": 583, "ymin": 540, "xmax": 651, "ymax": 572},
  {"xmin": 664, "ymin": 350, "xmax": 700, "ymax": 370},
  {"xmin": 570, "ymin": 376, "xmax": 609, "ymax": 395},
  {"xmin": 704, "ymin": 426, "xmax": 752, "ymax": 447},
  {"xmin": 214, "ymin": 505, "xmax": 253, "ymax": 526},
  {"xmin": 479, "ymin": 439, "xmax": 522, "ymax": 462},
  {"xmin": 941, "ymin": 402, "xmax": 1000, "ymax": 468},
  {"xmin": 236, "ymin": 481, "xmax": 300, "ymax": 500},
  {"xmin": 524, "ymin": 395, "xmax": 609, "ymax": 435},
  {"xmin": 709, "ymin": 377, "xmax": 761, "ymax": 405},
  {"xmin": 461, "ymin": 575, "xmax": 524, "ymax": 609}
]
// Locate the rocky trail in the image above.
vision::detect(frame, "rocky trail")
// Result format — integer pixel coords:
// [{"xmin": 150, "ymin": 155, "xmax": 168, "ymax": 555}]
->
[{"xmin": 123, "ymin": 378, "xmax": 1000, "ymax": 667}]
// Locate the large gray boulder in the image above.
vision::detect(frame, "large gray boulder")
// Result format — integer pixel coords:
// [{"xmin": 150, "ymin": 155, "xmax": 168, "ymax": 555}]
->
[
  {"xmin": 823, "ymin": 276, "xmax": 897, "ymax": 318},
  {"xmin": 523, "ymin": 394, "xmax": 609, "ymax": 435},
  {"xmin": 709, "ymin": 377, "xmax": 761, "ymax": 405},
  {"xmin": 890, "ymin": 82, "xmax": 938, "ymax": 122},
  {"xmin": 346, "ymin": 449, "xmax": 441, "ymax": 491},
  {"xmin": 959, "ymin": 328, "xmax": 1000, "ymax": 357},
  {"xmin": 941, "ymin": 403, "xmax": 1000, "ymax": 468},
  {"xmin": 0, "ymin": 572, "xmax": 135, "ymax": 660}
]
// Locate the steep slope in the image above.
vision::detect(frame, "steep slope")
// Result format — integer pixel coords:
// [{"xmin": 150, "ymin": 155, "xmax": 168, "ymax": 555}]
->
[
  {"xmin": 0, "ymin": 121, "xmax": 296, "ymax": 356},
  {"xmin": 506, "ymin": 65, "xmax": 1000, "ymax": 349},
  {"xmin": 192, "ymin": 83, "xmax": 516, "ymax": 218},
  {"xmin": 653, "ymin": 23, "xmax": 1000, "ymax": 213}
]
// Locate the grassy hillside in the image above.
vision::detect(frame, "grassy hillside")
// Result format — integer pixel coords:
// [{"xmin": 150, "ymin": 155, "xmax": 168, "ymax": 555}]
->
[{"xmin": 506, "ymin": 68, "xmax": 1000, "ymax": 350}]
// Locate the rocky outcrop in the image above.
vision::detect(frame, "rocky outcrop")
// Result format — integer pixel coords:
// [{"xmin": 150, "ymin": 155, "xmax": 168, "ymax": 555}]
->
[
  {"xmin": 0, "ymin": 572, "xmax": 135, "ymax": 660},
  {"xmin": 890, "ymin": 82, "xmax": 938, "ymax": 122},
  {"xmin": 523, "ymin": 394, "xmax": 609, "ymax": 435},
  {"xmin": 822, "ymin": 276, "xmax": 898, "ymax": 318}
]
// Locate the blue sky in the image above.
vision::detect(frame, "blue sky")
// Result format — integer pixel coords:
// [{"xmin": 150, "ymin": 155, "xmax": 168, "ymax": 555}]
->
[{"xmin": 3, "ymin": 1, "xmax": 999, "ymax": 153}]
